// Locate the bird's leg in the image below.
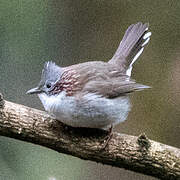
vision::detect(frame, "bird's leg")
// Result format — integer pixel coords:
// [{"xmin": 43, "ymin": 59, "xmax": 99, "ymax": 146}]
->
[{"xmin": 101, "ymin": 124, "xmax": 113, "ymax": 149}]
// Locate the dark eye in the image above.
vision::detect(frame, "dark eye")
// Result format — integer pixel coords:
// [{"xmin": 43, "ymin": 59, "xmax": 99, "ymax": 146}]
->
[{"xmin": 46, "ymin": 83, "xmax": 51, "ymax": 88}]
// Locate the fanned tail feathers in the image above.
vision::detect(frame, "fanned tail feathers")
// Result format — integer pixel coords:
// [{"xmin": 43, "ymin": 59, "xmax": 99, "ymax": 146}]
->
[{"xmin": 109, "ymin": 22, "xmax": 151, "ymax": 76}]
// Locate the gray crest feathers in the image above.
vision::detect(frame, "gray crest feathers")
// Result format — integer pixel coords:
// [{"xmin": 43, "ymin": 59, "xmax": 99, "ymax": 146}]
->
[{"xmin": 40, "ymin": 61, "xmax": 62, "ymax": 85}]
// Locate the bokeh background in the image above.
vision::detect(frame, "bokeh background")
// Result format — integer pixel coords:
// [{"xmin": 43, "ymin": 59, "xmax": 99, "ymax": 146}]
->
[{"xmin": 0, "ymin": 1, "xmax": 180, "ymax": 180}]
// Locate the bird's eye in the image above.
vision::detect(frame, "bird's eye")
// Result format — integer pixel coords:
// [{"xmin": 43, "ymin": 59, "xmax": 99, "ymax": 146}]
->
[{"xmin": 46, "ymin": 83, "xmax": 51, "ymax": 88}]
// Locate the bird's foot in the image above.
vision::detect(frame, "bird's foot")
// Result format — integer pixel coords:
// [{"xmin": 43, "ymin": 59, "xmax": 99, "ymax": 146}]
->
[{"xmin": 101, "ymin": 125, "xmax": 113, "ymax": 150}]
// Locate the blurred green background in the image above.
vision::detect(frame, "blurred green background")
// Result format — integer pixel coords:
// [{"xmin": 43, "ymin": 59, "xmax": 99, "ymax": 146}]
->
[{"xmin": 0, "ymin": 0, "xmax": 180, "ymax": 180}]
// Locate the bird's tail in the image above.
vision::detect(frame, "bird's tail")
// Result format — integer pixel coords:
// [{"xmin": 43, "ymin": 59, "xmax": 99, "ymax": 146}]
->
[{"xmin": 109, "ymin": 22, "xmax": 151, "ymax": 76}]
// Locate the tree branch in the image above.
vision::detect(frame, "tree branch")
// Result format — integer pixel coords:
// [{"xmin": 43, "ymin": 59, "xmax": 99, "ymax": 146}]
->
[{"xmin": 0, "ymin": 93, "xmax": 179, "ymax": 180}]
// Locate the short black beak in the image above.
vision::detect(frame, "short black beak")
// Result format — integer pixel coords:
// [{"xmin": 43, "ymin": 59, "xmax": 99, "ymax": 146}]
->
[{"xmin": 26, "ymin": 87, "xmax": 42, "ymax": 95}]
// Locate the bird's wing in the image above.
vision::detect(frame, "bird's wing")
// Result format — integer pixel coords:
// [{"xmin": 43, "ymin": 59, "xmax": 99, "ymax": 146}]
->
[{"xmin": 82, "ymin": 77, "xmax": 150, "ymax": 98}]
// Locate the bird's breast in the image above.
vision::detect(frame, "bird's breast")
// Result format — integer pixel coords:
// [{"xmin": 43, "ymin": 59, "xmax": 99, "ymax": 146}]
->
[{"xmin": 38, "ymin": 92, "xmax": 131, "ymax": 129}]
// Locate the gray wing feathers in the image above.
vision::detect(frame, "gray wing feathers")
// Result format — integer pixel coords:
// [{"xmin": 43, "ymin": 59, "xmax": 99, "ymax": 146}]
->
[{"xmin": 83, "ymin": 78, "xmax": 150, "ymax": 98}]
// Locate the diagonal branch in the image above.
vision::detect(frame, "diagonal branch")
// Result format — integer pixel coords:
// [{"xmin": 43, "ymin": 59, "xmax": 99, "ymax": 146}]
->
[{"xmin": 0, "ymin": 93, "xmax": 179, "ymax": 180}]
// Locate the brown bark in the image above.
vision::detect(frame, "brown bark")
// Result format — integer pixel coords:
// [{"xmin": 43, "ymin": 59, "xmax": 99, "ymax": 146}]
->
[{"xmin": 0, "ymin": 94, "xmax": 179, "ymax": 180}]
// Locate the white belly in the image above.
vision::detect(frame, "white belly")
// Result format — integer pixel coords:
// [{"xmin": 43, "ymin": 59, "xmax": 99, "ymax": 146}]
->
[{"xmin": 38, "ymin": 92, "xmax": 131, "ymax": 129}]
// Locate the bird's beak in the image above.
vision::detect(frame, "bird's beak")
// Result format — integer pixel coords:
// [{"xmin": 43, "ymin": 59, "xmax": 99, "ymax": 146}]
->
[{"xmin": 26, "ymin": 87, "xmax": 42, "ymax": 95}]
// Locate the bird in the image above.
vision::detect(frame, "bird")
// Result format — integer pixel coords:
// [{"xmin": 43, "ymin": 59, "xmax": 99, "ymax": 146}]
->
[{"xmin": 27, "ymin": 22, "xmax": 151, "ymax": 132}]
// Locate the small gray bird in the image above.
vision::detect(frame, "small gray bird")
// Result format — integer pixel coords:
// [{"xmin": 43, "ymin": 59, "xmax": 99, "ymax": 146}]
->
[{"xmin": 27, "ymin": 22, "xmax": 151, "ymax": 130}]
